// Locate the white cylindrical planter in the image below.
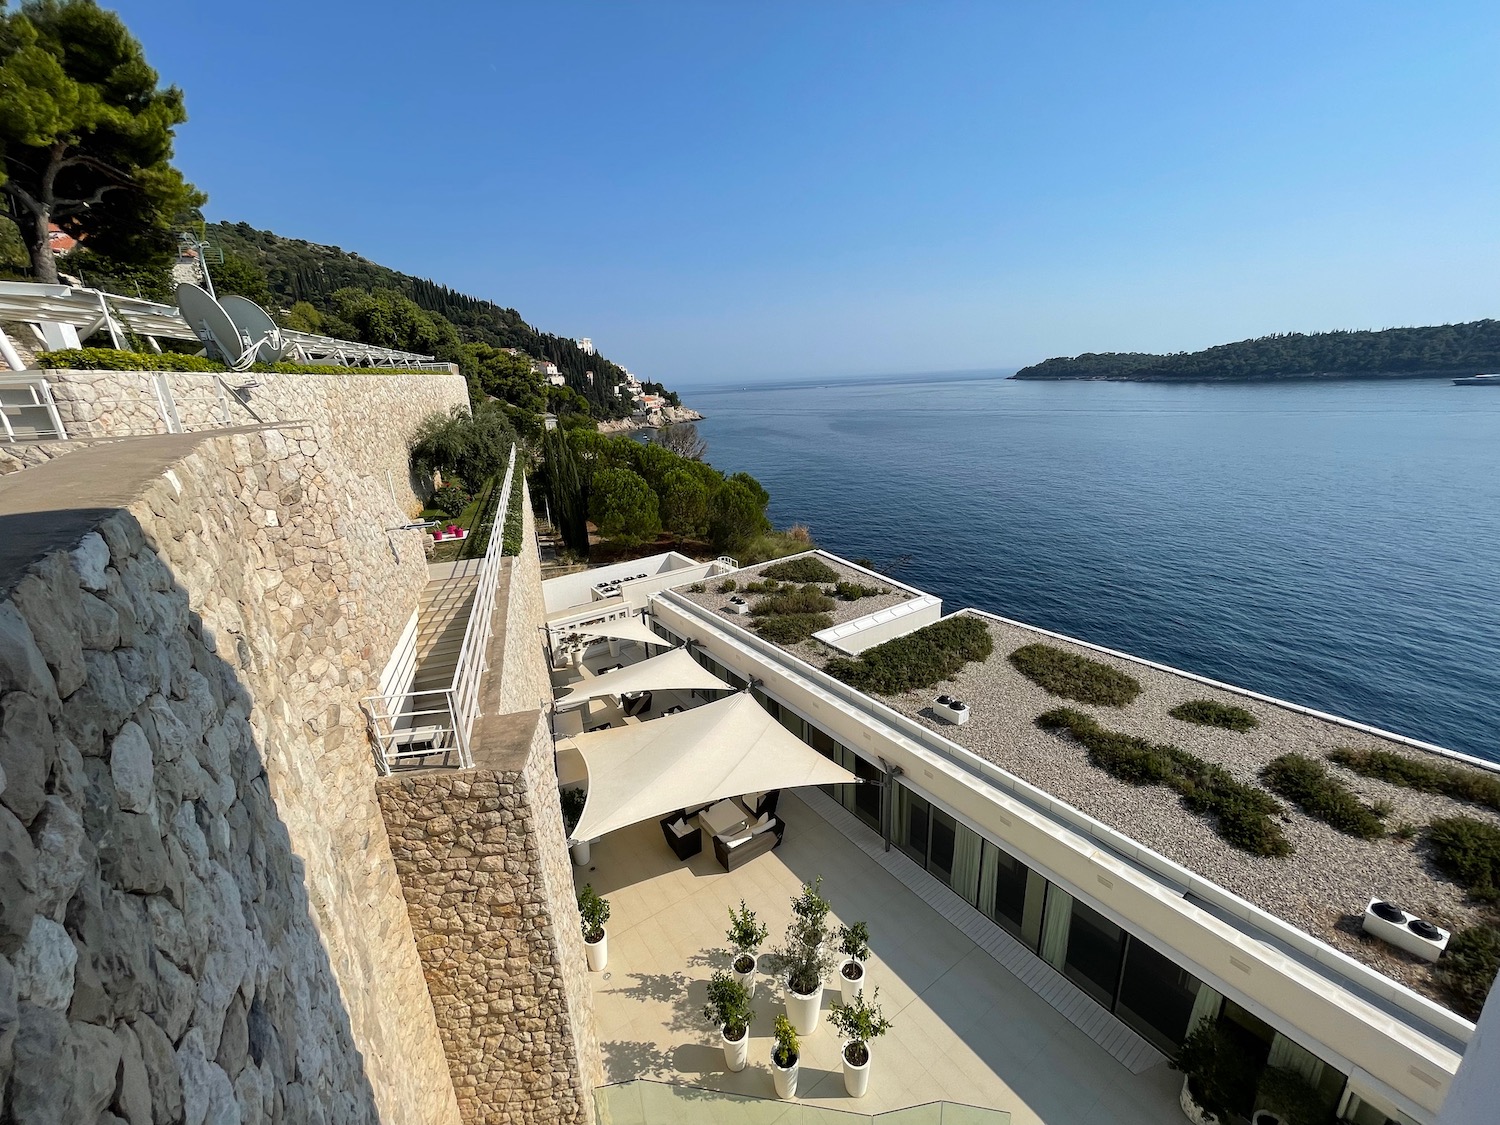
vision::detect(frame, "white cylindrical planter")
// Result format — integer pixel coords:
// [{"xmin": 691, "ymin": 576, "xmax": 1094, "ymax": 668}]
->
[
  {"xmin": 1180, "ymin": 1079, "xmax": 1214, "ymax": 1125},
  {"xmin": 785, "ymin": 978, "xmax": 823, "ymax": 1036},
  {"xmin": 838, "ymin": 957, "xmax": 866, "ymax": 1004},
  {"xmin": 842, "ymin": 1042, "xmax": 872, "ymax": 1098},
  {"xmin": 722, "ymin": 1026, "xmax": 748, "ymax": 1072},
  {"xmin": 771, "ymin": 1053, "xmax": 799, "ymax": 1099},
  {"xmin": 570, "ymin": 839, "xmax": 591, "ymax": 866},
  {"xmin": 585, "ymin": 929, "xmax": 607, "ymax": 972},
  {"xmin": 733, "ymin": 953, "xmax": 756, "ymax": 997}
]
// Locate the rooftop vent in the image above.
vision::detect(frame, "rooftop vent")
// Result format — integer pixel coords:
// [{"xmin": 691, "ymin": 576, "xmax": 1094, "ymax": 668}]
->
[
  {"xmin": 1361, "ymin": 899, "xmax": 1450, "ymax": 962},
  {"xmin": 933, "ymin": 696, "xmax": 970, "ymax": 726}
]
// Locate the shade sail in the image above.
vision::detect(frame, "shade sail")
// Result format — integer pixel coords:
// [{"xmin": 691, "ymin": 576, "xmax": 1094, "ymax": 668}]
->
[
  {"xmin": 555, "ymin": 648, "xmax": 730, "ymax": 708},
  {"xmin": 566, "ymin": 692, "xmax": 860, "ymax": 841},
  {"xmin": 568, "ymin": 616, "xmax": 663, "ymax": 648}
]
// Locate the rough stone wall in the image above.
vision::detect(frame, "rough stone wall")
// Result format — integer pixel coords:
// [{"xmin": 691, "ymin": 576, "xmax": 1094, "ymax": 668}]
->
[
  {"xmin": 0, "ymin": 427, "xmax": 460, "ymax": 1123},
  {"xmin": 376, "ymin": 707, "xmax": 602, "ymax": 1125},
  {"xmin": 495, "ymin": 495, "xmax": 549, "ymax": 717},
  {"xmin": 37, "ymin": 368, "xmax": 466, "ymax": 511}
]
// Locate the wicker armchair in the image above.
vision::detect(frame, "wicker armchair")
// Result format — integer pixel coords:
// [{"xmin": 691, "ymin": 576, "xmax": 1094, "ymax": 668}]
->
[
  {"xmin": 712, "ymin": 816, "xmax": 785, "ymax": 871},
  {"xmin": 659, "ymin": 811, "xmax": 703, "ymax": 860}
]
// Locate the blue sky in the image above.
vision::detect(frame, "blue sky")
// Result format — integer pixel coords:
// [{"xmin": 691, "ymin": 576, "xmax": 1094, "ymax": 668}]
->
[{"xmin": 117, "ymin": 1, "xmax": 1500, "ymax": 382}]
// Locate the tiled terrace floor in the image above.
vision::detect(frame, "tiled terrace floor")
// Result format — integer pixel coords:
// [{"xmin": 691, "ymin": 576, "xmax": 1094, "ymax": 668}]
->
[{"xmin": 575, "ymin": 793, "xmax": 1183, "ymax": 1124}]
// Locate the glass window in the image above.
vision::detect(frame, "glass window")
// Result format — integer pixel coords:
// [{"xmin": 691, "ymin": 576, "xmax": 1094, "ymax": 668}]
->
[
  {"xmin": 1063, "ymin": 898, "xmax": 1125, "ymax": 1008},
  {"xmin": 851, "ymin": 754, "xmax": 882, "ymax": 832},
  {"xmin": 809, "ymin": 726, "xmax": 837, "ymax": 757},
  {"xmin": 949, "ymin": 823, "xmax": 983, "ymax": 906},
  {"xmin": 928, "ymin": 808, "xmax": 957, "ymax": 885},
  {"xmin": 778, "ymin": 708, "xmax": 806, "ymax": 740},
  {"xmin": 895, "ymin": 785, "xmax": 929, "ymax": 866},
  {"xmin": 1115, "ymin": 937, "xmax": 1201, "ymax": 1054},
  {"xmin": 981, "ymin": 840, "xmax": 1032, "ymax": 940}
]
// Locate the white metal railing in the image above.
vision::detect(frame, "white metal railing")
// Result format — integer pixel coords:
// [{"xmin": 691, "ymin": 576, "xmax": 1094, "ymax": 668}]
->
[
  {"xmin": 0, "ymin": 375, "xmax": 68, "ymax": 441},
  {"xmin": 364, "ymin": 445, "xmax": 519, "ymax": 774}
]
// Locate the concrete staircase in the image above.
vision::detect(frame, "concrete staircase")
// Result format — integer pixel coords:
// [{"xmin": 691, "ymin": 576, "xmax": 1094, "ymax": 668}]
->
[{"xmin": 411, "ymin": 566, "xmax": 479, "ymax": 695}]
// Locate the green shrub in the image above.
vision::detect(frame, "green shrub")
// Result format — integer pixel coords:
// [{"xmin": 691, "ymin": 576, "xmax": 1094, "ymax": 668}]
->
[
  {"xmin": 1170, "ymin": 699, "xmax": 1260, "ymax": 732},
  {"xmin": 1038, "ymin": 708, "xmax": 1292, "ymax": 857},
  {"xmin": 760, "ymin": 556, "xmax": 839, "ymax": 584},
  {"xmin": 825, "ymin": 616, "xmax": 994, "ymax": 695},
  {"xmin": 430, "ymin": 483, "xmax": 470, "ymax": 519},
  {"xmin": 1009, "ymin": 644, "xmax": 1141, "ymax": 707},
  {"xmin": 753, "ymin": 613, "xmax": 833, "ymax": 644},
  {"xmin": 1436, "ymin": 924, "xmax": 1500, "ymax": 1019},
  {"xmin": 751, "ymin": 583, "xmax": 836, "ymax": 617},
  {"xmin": 1171, "ymin": 1022, "xmax": 1261, "ymax": 1124},
  {"xmin": 833, "ymin": 580, "xmax": 887, "ymax": 600},
  {"xmin": 1427, "ymin": 817, "xmax": 1500, "ymax": 901},
  {"xmin": 500, "ymin": 469, "xmax": 526, "ymax": 556},
  {"xmin": 1329, "ymin": 748, "xmax": 1500, "ymax": 815},
  {"xmin": 35, "ymin": 347, "xmax": 435, "ymax": 376},
  {"xmin": 717, "ymin": 579, "xmax": 737, "ymax": 593},
  {"xmin": 742, "ymin": 579, "xmax": 782, "ymax": 594},
  {"xmin": 687, "ymin": 582, "xmax": 706, "ymax": 593},
  {"xmin": 1262, "ymin": 754, "xmax": 1386, "ymax": 840}
]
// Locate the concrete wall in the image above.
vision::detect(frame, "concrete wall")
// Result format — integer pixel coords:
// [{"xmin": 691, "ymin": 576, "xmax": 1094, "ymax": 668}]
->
[
  {"xmin": 0, "ymin": 414, "xmax": 462, "ymax": 1120},
  {"xmin": 36, "ymin": 367, "xmax": 468, "ymax": 512},
  {"xmin": 377, "ymin": 515, "xmax": 603, "ymax": 1124}
]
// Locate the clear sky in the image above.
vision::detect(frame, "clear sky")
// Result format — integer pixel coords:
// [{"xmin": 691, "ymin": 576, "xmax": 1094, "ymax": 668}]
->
[{"xmin": 116, "ymin": 1, "xmax": 1500, "ymax": 383}]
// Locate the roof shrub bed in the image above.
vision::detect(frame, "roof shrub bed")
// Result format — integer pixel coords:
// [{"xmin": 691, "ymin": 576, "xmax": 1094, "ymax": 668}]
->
[
  {"xmin": 753, "ymin": 612, "xmax": 835, "ymax": 645},
  {"xmin": 750, "ymin": 583, "xmax": 836, "ymax": 618},
  {"xmin": 1436, "ymin": 924, "xmax": 1500, "ymax": 1019},
  {"xmin": 1426, "ymin": 817, "xmax": 1500, "ymax": 902},
  {"xmin": 1170, "ymin": 699, "xmax": 1260, "ymax": 732},
  {"xmin": 1037, "ymin": 708, "xmax": 1292, "ymax": 857},
  {"xmin": 1261, "ymin": 753, "xmax": 1386, "ymax": 840},
  {"xmin": 824, "ymin": 615, "xmax": 994, "ymax": 695},
  {"xmin": 760, "ymin": 556, "xmax": 840, "ymax": 584},
  {"xmin": 1329, "ymin": 747, "xmax": 1500, "ymax": 816},
  {"xmin": 35, "ymin": 347, "xmax": 437, "ymax": 376},
  {"xmin": 1009, "ymin": 643, "xmax": 1142, "ymax": 707}
]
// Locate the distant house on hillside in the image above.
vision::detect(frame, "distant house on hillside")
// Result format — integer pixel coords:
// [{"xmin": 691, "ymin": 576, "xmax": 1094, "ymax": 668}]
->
[
  {"xmin": 46, "ymin": 224, "xmax": 79, "ymax": 256},
  {"xmin": 576, "ymin": 337, "xmax": 595, "ymax": 355}
]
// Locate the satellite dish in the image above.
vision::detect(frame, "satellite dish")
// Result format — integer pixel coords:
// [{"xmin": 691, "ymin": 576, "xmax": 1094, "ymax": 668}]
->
[
  {"xmin": 220, "ymin": 295, "xmax": 287, "ymax": 365},
  {"xmin": 176, "ymin": 283, "xmax": 251, "ymax": 368}
]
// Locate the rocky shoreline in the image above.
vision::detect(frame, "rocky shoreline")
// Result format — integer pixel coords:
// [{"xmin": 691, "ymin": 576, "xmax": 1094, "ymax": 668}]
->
[{"xmin": 596, "ymin": 405, "xmax": 704, "ymax": 435}]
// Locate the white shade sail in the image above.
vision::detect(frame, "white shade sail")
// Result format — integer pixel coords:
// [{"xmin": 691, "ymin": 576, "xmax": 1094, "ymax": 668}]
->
[
  {"xmin": 567, "ymin": 692, "xmax": 860, "ymax": 841},
  {"xmin": 555, "ymin": 648, "xmax": 730, "ymax": 709},
  {"xmin": 567, "ymin": 616, "xmax": 663, "ymax": 647}
]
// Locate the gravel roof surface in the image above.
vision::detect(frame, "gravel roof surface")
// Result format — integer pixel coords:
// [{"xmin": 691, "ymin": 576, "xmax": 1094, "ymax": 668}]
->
[{"xmin": 864, "ymin": 612, "xmax": 1500, "ymax": 1006}]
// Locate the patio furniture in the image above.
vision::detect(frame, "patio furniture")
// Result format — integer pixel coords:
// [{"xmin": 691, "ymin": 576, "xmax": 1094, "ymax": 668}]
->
[
  {"xmin": 659, "ymin": 811, "xmax": 703, "ymax": 860},
  {"xmin": 713, "ymin": 815, "xmax": 785, "ymax": 871},
  {"xmin": 622, "ymin": 689, "xmax": 653, "ymax": 717},
  {"xmin": 737, "ymin": 789, "xmax": 781, "ymax": 819},
  {"xmin": 698, "ymin": 798, "xmax": 750, "ymax": 838}
]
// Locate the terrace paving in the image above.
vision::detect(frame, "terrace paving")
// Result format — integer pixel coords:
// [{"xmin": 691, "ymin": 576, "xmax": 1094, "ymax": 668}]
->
[{"xmin": 574, "ymin": 791, "xmax": 1183, "ymax": 1125}]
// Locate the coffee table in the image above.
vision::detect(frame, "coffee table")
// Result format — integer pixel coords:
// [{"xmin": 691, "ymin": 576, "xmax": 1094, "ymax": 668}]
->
[{"xmin": 698, "ymin": 798, "xmax": 749, "ymax": 838}]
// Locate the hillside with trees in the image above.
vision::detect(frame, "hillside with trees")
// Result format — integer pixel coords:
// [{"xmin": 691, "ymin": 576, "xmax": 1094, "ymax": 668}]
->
[{"xmin": 1014, "ymin": 321, "xmax": 1500, "ymax": 382}]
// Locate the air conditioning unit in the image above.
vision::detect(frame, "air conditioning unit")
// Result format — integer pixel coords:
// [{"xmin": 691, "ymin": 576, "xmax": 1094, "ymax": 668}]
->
[
  {"xmin": 934, "ymin": 695, "xmax": 970, "ymax": 726},
  {"xmin": 726, "ymin": 596, "xmax": 751, "ymax": 616},
  {"xmin": 1361, "ymin": 899, "xmax": 1450, "ymax": 962}
]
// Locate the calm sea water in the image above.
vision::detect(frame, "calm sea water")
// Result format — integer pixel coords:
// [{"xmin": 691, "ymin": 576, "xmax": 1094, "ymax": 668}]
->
[{"xmin": 679, "ymin": 373, "xmax": 1500, "ymax": 764}]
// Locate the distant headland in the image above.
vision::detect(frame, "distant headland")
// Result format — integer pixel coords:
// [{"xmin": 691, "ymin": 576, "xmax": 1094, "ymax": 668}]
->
[{"xmin": 1013, "ymin": 319, "xmax": 1500, "ymax": 382}]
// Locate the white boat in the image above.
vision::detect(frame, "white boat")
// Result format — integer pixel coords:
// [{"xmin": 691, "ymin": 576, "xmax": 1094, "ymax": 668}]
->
[{"xmin": 1453, "ymin": 373, "xmax": 1500, "ymax": 386}]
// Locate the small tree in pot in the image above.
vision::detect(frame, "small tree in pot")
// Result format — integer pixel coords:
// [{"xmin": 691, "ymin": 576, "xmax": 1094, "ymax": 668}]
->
[
  {"xmin": 578, "ymin": 884, "xmax": 610, "ymax": 972},
  {"xmin": 770, "ymin": 1013, "xmax": 800, "ymax": 1099},
  {"xmin": 827, "ymin": 987, "xmax": 893, "ymax": 1098},
  {"xmin": 1171, "ymin": 1022, "xmax": 1258, "ymax": 1124},
  {"xmin": 774, "ymin": 877, "xmax": 834, "ymax": 1035},
  {"xmin": 836, "ymin": 921, "xmax": 871, "ymax": 1003},
  {"xmin": 726, "ymin": 900, "xmax": 769, "ymax": 993},
  {"xmin": 703, "ymin": 970, "xmax": 756, "ymax": 1072}
]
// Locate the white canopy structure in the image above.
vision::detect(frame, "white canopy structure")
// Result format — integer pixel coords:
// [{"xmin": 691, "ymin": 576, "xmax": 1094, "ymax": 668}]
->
[
  {"xmin": 567, "ymin": 616, "xmax": 663, "ymax": 648},
  {"xmin": 555, "ymin": 648, "xmax": 731, "ymax": 709},
  {"xmin": 566, "ymin": 692, "xmax": 860, "ymax": 841}
]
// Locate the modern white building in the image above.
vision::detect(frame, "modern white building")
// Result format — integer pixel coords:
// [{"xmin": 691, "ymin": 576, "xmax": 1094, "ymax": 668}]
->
[{"xmin": 576, "ymin": 337, "xmax": 595, "ymax": 355}]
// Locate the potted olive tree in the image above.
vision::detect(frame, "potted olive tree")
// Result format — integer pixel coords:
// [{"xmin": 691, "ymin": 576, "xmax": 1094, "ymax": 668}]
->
[
  {"xmin": 1171, "ymin": 1022, "xmax": 1258, "ymax": 1124},
  {"xmin": 774, "ymin": 877, "xmax": 834, "ymax": 1035},
  {"xmin": 828, "ymin": 987, "xmax": 893, "ymax": 1098},
  {"xmin": 836, "ymin": 921, "xmax": 870, "ymax": 1003},
  {"xmin": 703, "ymin": 970, "xmax": 755, "ymax": 1072},
  {"xmin": 561, "ymin": 787, "xmax": 589, "ymax": 866},
  {"xmin": 770, "ymin": 1013, "xmax": 800, "ymax": 1100},
  {"xmin": 578, "ymin": 883, "xmax": 610, "ymax": 972},
  {"xmin": 727, "ymin": 900, "xmax": 769, "ymax": 995}
]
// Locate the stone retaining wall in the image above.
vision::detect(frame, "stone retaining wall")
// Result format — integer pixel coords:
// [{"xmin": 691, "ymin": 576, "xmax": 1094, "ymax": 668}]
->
[
  {"xmin": 36, "ymin": 367, "xmax": 467, "ymax": 511},
  {"xmin": 0, "ymin": 424, "xmax": 460, "ymax": 1122},
  {"xmin": 496, "ymin": 495, "xmax": 549, "ymax": 717}
]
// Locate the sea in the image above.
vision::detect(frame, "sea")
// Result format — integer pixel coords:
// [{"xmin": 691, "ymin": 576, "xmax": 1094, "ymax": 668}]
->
[{"xmin": 676, "ymin": 372, "xmax": 1500, "ymax": 765}]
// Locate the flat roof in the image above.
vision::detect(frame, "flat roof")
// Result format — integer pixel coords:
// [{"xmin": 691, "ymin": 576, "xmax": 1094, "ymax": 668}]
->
[{"xmin": 664, "ymin": 554, "xmax": 1500, "ymax": 1017}]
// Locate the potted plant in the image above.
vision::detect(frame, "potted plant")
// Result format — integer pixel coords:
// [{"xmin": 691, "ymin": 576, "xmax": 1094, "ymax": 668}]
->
[
  {"xmin": 560, "ymin": 787, "xmax": 589, "ymax": 866},
  {"xmin": 836, "ymin": 921, "xmax": 870, "ymax": 1003},
  {"xmin": 774, "ymin": 877, "xmax": 834, "ymax": 1035},
  {"xmin": 1171, "ymin": 1022, "xmax": 1258, "ymax": 1124},
  {"xmin": 578, "ymin": 883, "xmax": 610, "ymax": 972},
  {"xmin": 770, "ymin": 1014, "xmax": 800, "ymax": 1100},
  {"xmin": 703, "ymin": 970, "xmax": 755, "ymax": 1072},
  {"xmin": 727, "ymin": 900, "xmax": 769, "ymax": 995},
  {"xmin": 827, "ymin": 987, "xmax": 893, "ymax": 1098}
]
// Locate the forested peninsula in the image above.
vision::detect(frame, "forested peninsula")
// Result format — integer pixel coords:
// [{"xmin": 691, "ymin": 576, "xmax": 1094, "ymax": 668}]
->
[{"xmin": 1013, "ymin": 320, "xmax": 1500, "ymax": 382}]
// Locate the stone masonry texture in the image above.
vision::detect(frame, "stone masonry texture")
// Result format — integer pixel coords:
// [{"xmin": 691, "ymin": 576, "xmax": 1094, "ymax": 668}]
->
[
  {"xmin": 0, "ymin": 366, "xmax": 468, "ymax": 1124},
  {"xmin": 376, "ymin": 515, "xmax": 603, "ymax": 1125}
]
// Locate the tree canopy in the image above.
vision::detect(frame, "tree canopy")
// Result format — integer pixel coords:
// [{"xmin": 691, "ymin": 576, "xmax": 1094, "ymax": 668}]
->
[
  {"xmin": 0, "ymin": 0, "xmax": 202, "ymax": 283},
  {"xmin": 588, "ymin": 468, "xmax": 660, "ymax": 545},
  {"xmin": 409, "ymin": 404, "xmax": 518, "ymax": 488}
]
